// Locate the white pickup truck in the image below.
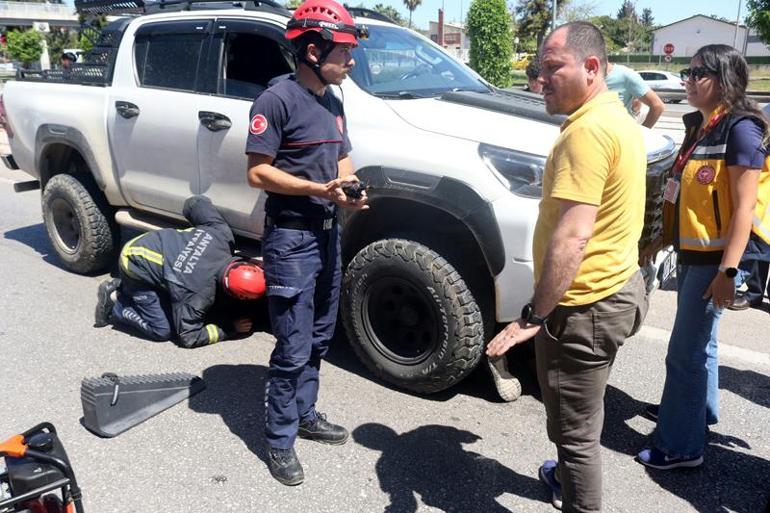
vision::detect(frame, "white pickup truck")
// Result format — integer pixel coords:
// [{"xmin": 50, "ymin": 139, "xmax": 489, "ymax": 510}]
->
[{"xmin": 1, "ymin": 0, "xmax": 677, "ymax": 396}]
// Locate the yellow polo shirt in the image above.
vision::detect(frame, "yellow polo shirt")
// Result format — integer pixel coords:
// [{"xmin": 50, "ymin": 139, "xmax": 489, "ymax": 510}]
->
[{"xmin": 532, "ymin": 91, "xmax": 646, "ymax": 306}]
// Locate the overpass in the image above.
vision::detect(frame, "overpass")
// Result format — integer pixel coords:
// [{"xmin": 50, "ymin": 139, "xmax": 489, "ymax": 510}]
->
[{"xmin": 0, "ymin": 1, "xmax": 78, "ymax": 29}]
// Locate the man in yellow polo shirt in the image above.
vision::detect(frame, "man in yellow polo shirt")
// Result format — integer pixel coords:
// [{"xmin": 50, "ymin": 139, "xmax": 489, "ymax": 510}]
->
[{"xmin": 487, "ymin": 21, "xmax": 648, "ymax": 513}]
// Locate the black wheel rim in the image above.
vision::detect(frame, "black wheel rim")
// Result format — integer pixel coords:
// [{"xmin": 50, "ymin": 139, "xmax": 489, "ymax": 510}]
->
[
  {"xmin": 50, "ymin": 197, "xmax": 81, "ymax": 254},
  {"xmin": 362, "ymin": 275, "xmax": 442, "ymax": 365}
]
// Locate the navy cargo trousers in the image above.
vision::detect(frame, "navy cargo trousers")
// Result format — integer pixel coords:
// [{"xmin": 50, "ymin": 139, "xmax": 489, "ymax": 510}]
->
[
  {"xmin": 262, "ymin": 223, "xmax": 342, "ymax": 450},
  {"xmin": 111, "ymin": 275, "xmax": 173, "ymax": 342}
]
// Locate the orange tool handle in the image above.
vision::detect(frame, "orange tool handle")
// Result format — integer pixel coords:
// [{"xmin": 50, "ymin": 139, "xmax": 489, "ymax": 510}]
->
[{"xmin": 0, "ymin": 433, "xmax": 26, "ymax": 458}]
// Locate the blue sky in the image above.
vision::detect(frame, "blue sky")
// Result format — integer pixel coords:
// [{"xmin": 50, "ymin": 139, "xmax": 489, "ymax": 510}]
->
[
  {"xmin": 357, "ymin": 0, "xmax": 743, "ymax": 31},
  {"xmin": 63, "ymin": 0, "xmax": 744, "ymax": 31}
]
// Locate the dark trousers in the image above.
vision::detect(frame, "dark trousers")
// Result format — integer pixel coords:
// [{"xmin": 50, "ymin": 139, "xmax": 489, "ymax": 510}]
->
[
  {"xmin": 535, "ymin": 272, "xmax": 648, "ymax": 513},
  {"xmin": 111, "ymin": 274, "xmax": 173, "ymax": 341},
  {"xmin": 739, "ymin": 259, "xmax": 769, "ymax": 304},
  {"xmin": 262, "ymin": 224, "xmax": 341, "ymax": 450}
]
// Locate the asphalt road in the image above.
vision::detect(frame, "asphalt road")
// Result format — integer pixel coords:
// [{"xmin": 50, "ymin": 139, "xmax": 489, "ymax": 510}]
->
[{"xmin": 0, "ymin": 166, "xmax": 769, "ymax": 513}]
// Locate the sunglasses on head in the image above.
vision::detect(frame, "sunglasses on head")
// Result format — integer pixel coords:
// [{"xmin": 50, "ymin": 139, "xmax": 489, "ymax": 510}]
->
[{"xmin": 680, "ymin": 66, "xmax": 711, "ymax": 81}]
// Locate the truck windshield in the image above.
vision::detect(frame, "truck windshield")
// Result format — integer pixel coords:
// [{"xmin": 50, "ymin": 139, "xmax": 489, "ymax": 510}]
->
[{"xmin": 349, "ymin": 25, "xmax": 491, "ymax": 98}]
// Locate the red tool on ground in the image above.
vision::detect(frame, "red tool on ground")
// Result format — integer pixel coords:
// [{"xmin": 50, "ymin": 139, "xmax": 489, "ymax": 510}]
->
[{"xmin": 0, "ymin": 424, "xmax": 83, "ymax": 513}]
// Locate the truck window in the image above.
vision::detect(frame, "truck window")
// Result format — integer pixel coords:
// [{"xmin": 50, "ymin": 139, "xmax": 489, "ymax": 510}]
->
[
  {"xmin": 134, "ymin": 21, "xmax": 210, "ymax": 92},
  {"xmin": 213, "ymin": 22, "xmax": 294, "ymax": 100}
]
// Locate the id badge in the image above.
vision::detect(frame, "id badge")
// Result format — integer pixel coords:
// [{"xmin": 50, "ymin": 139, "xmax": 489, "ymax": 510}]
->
[{"xmin": 663, "ymin": 178, "xmax": 680, "ymax": 204}]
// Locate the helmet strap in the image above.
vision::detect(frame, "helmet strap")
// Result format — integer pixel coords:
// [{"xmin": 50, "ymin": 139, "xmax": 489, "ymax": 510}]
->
[{"xmin": 299, "ymin": 39, "xmax": 335, "ymax": 86}]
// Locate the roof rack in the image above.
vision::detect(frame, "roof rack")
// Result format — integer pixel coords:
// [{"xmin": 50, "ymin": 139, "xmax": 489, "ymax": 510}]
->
[
  {"xmin": 74, "ymin": 0, "xmax": 290, "ymax": 16},
  {"xmin": 343, "ymin": 6, "xmax": 394, "ymax": 24}
]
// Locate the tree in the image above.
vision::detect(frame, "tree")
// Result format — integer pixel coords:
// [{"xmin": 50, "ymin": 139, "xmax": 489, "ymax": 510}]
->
[
  {"xmin": 559, "ymin": 0, "xmax": 597, "ymax": 23},
  {"xmin": 640, "ymin": 7, "xmax": 653, "ymax": 27},
  {"xmin": 516, "ymin": 0, "xmax": 552, "ymax": 50},
  {"xmin": 467, "ymin": 0, "xmax": 513, "ymax": 87},
  {"xmin": 6, "ymin": 29, "xmax": 43, "ymax": 68},
  {"xmin": 77, "ymin": 13, "xmax": 107, "ymax": 53},
  {"xmin": 747, "ymin": 0, "xmax": 770, "ymax": 44},
  {"xmin": 285, "ymin": 0, "xmax": 301, "ymax": 9},
  {"xmin": 614, "ymin": 0, "xmax": 647, "ymax": 53},
  {"xmin": 403, "ymin": 0, "xmax": 422, "ymax": 29},
  {"xmin": 373, "ymin": 3, "xmax": 407, "ymax": 26}
]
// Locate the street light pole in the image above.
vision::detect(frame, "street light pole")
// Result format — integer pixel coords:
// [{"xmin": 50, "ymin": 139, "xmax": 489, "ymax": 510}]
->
[{"xmin": 733, "ymin": 0, "xmax": 742, "ymax": 49}]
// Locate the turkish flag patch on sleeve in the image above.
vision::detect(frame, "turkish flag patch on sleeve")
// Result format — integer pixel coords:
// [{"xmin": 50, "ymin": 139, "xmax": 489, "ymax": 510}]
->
[{"xmin": 250, "ymin": 114, "xmax": 268, "ymax": 135}]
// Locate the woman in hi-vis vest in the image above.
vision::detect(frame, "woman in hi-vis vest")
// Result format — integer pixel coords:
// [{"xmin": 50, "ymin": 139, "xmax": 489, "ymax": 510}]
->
[{"xmin": 637, "ymin": 44, "xmax": 770, "ymax": 470}]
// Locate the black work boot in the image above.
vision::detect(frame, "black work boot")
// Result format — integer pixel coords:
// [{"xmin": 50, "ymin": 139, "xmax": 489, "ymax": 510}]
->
[
  {"xmin": 298, "ymin": 412, "xmax": 349, "ymax": 445},
  {"xmin": 94, "ymin": 278, "xmax": 121, "ymax": 328},
  {"xmin": 267, "ymin": 447, "xmax": 304, "ymax": 486}
]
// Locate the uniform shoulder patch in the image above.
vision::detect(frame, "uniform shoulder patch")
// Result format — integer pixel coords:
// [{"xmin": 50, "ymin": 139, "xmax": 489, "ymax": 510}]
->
[{"xmin": 250, "ymin": 114, "xmax": 268, "ymax": 135}]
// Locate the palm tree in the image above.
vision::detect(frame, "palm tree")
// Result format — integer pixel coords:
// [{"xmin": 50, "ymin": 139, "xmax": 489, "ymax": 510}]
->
[{"xmin": 403, "ymin": 0, "xmax": 422, "ymax": 28}]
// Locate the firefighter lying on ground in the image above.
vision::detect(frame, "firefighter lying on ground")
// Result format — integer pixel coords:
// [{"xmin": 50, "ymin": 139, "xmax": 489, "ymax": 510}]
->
[{"xmin": 94, "ymin": 195, "xmax": 265, "ymax": 347}]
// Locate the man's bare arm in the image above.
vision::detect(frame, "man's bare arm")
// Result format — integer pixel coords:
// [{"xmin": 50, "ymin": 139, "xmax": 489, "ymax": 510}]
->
[
  {"xmin": 640, "ymin": 90, "xmax": 665, "ymax": 129},
  {"xmin": 532, "ymin": 200, "xmax": 598, "ymax": 318},
  {"xmin": 247, "ymin": 153, "xmax": 327, "ymax": 196}
]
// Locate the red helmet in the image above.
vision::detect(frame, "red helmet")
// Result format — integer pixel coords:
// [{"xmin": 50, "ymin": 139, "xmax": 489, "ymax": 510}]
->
[
  {"xmin": 286, "ymin": 0, "xmax": 365, "ymax": 46},
  {"xmin": 222, "ymin": 260, "xmax": 266, "ymax": 300}
]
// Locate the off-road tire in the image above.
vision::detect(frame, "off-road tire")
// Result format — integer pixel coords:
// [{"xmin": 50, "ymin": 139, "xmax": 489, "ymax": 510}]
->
[
  {"xmin": 342, "ymin": 239, "xmax": 484, "ymax": 394},
  {"xmin": 41, "ymin": 173, "xmax": 118, "ymax": 274}
]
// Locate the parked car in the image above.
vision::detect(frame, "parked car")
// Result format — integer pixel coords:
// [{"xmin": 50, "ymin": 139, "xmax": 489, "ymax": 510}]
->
[
  {"xmin": 638, "ymin": 70, "xmax": 686, "ymax": 103},
  {"xmin": 0, "ymin": 0, "xmax": 677, "ymax": 397}
]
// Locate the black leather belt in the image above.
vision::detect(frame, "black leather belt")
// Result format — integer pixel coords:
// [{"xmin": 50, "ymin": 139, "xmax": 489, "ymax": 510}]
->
[{"xmin": 265, "ymin": 216, "xmax": 336, "ymax": 231}]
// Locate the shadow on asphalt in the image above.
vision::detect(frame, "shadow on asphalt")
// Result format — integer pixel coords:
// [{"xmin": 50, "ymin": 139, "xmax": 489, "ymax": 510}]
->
[
  {"xmin": 189, "ymin": 364, "xmax": 269, "ymax": 464},
  {"xmin": 602, "ymin": 385, "xmax": 770, "ymax": 513},
  {"xmin": 720, "ymin": 365, "xmax": 770, "ymax": 410},
  {"xmin": 325, "ymin": 332, "xmax": 542, "ymax": 405},
  {"xmin": 353, "ymin": 422, "xmax": 546, "ymax": 513},
  {"xmin": 3, "ymin": 222, "xmax": 71, "ymax": 272}
]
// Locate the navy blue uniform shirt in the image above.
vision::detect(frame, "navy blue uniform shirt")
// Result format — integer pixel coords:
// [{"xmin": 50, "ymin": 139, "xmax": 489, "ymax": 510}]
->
[{"xmin": 245, "ymin": 75, "xmax": 352, "ymax": 219}]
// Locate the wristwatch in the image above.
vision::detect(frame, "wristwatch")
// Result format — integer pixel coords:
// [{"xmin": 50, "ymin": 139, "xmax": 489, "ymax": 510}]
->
[
  {"xmin": 521, "ymin": 302, "xmax": 548, "ymax": 326},
  {"xmin": 718, "ymin": 265, "xmax": 738, "ymax": 278}
]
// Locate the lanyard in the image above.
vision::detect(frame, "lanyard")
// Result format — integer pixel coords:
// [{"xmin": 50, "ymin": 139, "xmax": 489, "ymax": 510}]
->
[{"xmin": 672, "ymin": 107, "xmax": 727, "ymax": 176}]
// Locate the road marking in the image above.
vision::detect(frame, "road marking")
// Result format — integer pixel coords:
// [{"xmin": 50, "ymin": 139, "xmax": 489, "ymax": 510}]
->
[{"xmin": 638, "ymin": 325, "xmax": 770, "ymax": 368}]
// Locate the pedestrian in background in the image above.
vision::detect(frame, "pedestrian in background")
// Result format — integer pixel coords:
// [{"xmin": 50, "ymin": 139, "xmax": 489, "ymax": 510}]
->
[
  {"xmin": 245, "ymin": 0, "xmax": 368, "ymax": 487},
  {"xmin": 487, "ymin": 21, "xmax": 648, "ymax": 513},
  {"xmin": 730, "ymin": 102, "xmax": 770, "ymax": 312},
  {"xmin": 525, "ymin": 58, "xmax": 543, "ymax": 94},
  {"xmin": 60, "ymin": 52, "xmax": 76, "ymax": 71},
  {"xmin": 606, "ymin": 62, "xmax": 665, "ymax": 128},
  {"xmin": 637, "ymin": 44, "xmax": 770, "ymax": 470}
]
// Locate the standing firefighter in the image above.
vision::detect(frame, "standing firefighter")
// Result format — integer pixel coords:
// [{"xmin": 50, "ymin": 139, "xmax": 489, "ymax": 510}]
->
[
  {"xmin": 94, "ymin": 195, "xmax": 265, "ymax": 347},
  {"xmin": 245, "ymin": 0, "xmax": 369, "ymax": 486}
]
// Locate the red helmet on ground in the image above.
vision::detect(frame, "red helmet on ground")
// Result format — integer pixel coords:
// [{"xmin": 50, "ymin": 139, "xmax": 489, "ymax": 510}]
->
[
  {"xmin": 222, "ymin": 260, "xmax": 266, "ymax": 300},
  {"xmin": 286, "ymin": 0, "xmax": 364, "ymax": 46}
]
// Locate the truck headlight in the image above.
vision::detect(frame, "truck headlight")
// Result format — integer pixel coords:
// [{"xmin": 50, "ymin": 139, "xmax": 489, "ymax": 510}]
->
[{"xmin": 479, "ymin": 143, "xmax": 546, "ymax": 199}]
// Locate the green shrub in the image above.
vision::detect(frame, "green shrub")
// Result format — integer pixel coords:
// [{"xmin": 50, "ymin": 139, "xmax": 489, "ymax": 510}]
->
[{"xmin": 466, "ymin": 0, "xmax": 513, "ymax": 87}]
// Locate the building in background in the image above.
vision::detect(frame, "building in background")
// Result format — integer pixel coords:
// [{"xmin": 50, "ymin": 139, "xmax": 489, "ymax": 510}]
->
[
  {"xmin": 651, "ymin": 14, "xmax": 770, "ymax": 57},
  {"xmin": 428, "ymin": 9, "xmax": 469, "ymax": 62}
]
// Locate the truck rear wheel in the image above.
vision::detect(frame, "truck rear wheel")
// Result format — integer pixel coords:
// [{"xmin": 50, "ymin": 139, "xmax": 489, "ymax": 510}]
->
[
  {"xmin": 41, "ymin": 173, "xmax": 118, "ymax": 274},
  {"xmin": 342, "ymin": 239, "xmax": 484, "ymax": 394}
]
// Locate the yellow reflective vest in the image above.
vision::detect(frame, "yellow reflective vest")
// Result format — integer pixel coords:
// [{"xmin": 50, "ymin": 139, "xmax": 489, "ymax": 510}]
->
[{"xmin": 669, "ymin": 109, "xmax": 770, "ymax": 254}]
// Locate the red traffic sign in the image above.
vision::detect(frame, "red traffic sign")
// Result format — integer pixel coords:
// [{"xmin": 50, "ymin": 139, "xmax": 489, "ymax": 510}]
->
[
  {"xmin": 664, "ymin": 43, "xmax": 675, "ymax": 55},
  {"xmin": 663, "ymin": 54, "xmax": 672, "ymax": 63}
]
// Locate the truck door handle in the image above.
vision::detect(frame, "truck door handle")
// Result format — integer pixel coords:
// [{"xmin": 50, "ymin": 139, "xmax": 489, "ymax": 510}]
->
[
  {"xmin": 198, "ymin": 111, "xmax": 232, "ymax": 131},
  {"xmin": 115, "ymin": 101, "xmax": 140, "ymax": 119}
]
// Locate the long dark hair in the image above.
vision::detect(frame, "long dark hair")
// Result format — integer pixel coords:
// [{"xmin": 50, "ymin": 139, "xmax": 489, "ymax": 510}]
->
[{"xmin": 694, "ymin": 44, "xmax": 770, "ymax": 144}]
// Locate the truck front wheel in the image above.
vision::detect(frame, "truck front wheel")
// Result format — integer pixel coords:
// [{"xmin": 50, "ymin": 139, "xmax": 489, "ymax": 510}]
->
[
  {"xmin": 41, "ymin": 174, "xmax": 118, "ymax": 274},
  {"xmin": 342, "ymin": 239, "xmax": 484, "ymax": 394}
]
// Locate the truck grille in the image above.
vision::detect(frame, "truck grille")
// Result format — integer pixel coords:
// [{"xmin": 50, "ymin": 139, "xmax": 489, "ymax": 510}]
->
[{"xmin": 640, "ymin": 144, "xmax": 677, "ymax": 251}]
